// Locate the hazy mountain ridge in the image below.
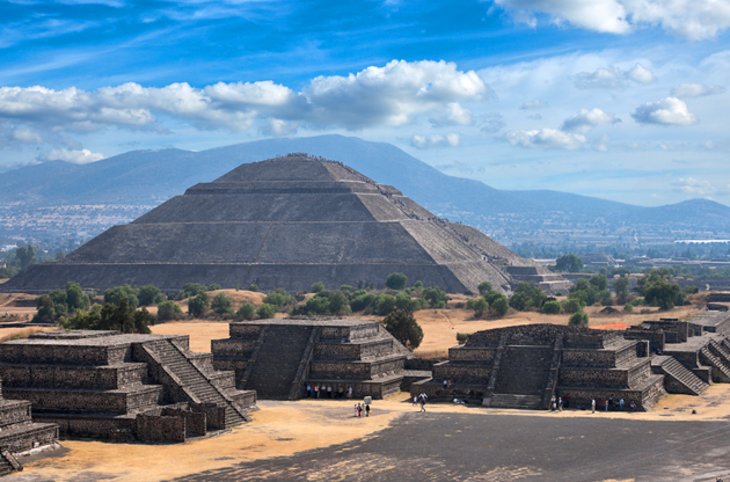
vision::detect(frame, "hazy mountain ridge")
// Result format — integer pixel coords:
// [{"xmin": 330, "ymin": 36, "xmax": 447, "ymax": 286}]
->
[{"xmin": 1, "ymin": 135, "xmax": 728, "ymax": 249}]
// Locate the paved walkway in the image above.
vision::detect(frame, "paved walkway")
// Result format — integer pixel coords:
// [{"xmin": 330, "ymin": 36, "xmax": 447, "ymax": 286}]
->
[{"xmin": 170, "ymin": 411, "xmax": 730, "ymax": 481}]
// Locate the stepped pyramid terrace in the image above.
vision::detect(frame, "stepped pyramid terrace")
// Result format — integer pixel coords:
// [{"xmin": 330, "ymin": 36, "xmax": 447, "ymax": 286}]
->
[
  {"xmin": 211, "ymin": 319, "xmax": 417, "ymax": 400},
  {"xmin": 414, "ymin": 310, "xmax": 730, "ymax": 411},
  {"xmin": 2, "ymin": 154, "xmax": 568, "ymax": 294},
  {"xmin": 0, "ymin": 330, "xmax": 256, "ymax": 443},
  {"xmin": 0, "ymin": 377, "xmax": 59, "ymax": 476}
]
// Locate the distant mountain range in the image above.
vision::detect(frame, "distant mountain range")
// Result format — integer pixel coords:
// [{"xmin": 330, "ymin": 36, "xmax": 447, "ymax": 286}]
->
[{"xmin": 1, "ymin": 135, "xmax": 728, "ymax": 251}]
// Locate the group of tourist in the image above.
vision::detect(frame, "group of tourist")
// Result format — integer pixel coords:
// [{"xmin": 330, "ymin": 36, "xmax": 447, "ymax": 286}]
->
[
  {"xmin": 590, "ymin": 397, "xmax": 637, "ymax": 413},
  {"xmin": 305, "ymin": 383, "xmax": 353, "ymax": 399},
  {"xmin": 353, "ymin": 402, "xmax": 370, "ymax": 417}
]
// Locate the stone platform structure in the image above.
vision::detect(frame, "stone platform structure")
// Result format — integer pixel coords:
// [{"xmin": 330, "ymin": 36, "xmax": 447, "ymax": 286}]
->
[
  {"xmin": 3, "ymin": 154, "xmax": 558, "ymax": 294},
  {"xmin": 0, "ymin": 331, "xmax": 255, "ymax": 443},
  {"xmin": 412, "ymin": 324, "xmax": 665, "ymax": 410},
  {"xmin": 0, "ymin": 378, "xmax": 59, "ymax": 475},
  {"xmin": 212, "ymin": 319, "xmax": 409, "ymax": 400}
]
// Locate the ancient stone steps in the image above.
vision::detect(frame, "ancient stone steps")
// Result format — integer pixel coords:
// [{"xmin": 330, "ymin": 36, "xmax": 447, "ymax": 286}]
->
[
  {"xmin": 653, "ymin": 356, "xmax": 709, "ymax": 395},
  {"xmin": 700, "ymin": 346, "xmax": 730, "ymax": 382},
  {"xmin": 245, "ymin": 326, "xmax": 314, "ymax": 399},
  {"xmin": 0, "ymin": 450, "xmax": 21, "ymax": 476},
  {"xmin": 142, "ymin": 339, "xmax": 247, "ymax": 427}
]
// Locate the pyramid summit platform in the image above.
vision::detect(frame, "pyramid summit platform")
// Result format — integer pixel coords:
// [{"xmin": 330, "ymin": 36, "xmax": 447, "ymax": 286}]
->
[{"xmin": 4, "ymin": 154, "xmax": 564, "ymax": 293}]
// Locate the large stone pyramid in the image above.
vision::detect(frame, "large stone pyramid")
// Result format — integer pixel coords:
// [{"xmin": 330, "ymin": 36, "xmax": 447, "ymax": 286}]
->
[{"xmin": 4, "ymin": 154, "xmax": 549, "ymax": 293}]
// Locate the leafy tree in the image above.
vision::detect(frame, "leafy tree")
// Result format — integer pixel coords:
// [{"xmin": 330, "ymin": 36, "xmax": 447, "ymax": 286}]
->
[
  {"xmin": 63, "ymin": 298, "xmax": 153, "ymax": 334},
  {"xmin": 554, "ymin": 254, "xmax": 583, "ymax": 272},
  {"xmin": 395, "ymin": 292, "xmax": 424, "ymax": 312},
  {"xmin": 104, "ymin": 285, "xmax": 139, "ymax": 309},
  {"xmin": 467, "ymin": 297, "xmax": 489, "ymax": 319},
  {"xmin": 385, "ymin": 272, "xmax": 408, "ymax": 291},
  {"xmin": 561, "ymin": 298, "xmax": 584, "ymax": 314},
  {"xmin": 613, "ymin": 276, "xmax": 630, "ymax": 305},
  {"xmin": 568, "ymin": 310, "xmax": 589, "ymax": 328},
  {"xmin": 383, "ymin": 309, "xmax": 423, "ymax": 349},
  {"xmin": 639, "ymin": 269, "xmax": 685, "ymax": 310},
  {"xmin": 138, "ymin": 285, "xmax": 165, "ymax": 306},
  {"xmin": 568, "ymin": 278, "xmax": 601, "ymax": 306},
  {"xmin": 264, "ymin": 289, "xmax": 295, "ymax": 309},
  {"xmin": 488, "ymin": 294, "xmax": 509, "ymax": 317},
  {"xmin": 157, "ymin": 300, "xmax": 183, "ymax": 322},
  {"xmin": 421, "ymin": 287, "xmax": 447, "ymax": 308},
  {"xmin": 179, "ymin": 283, "xmax": 209, "ymax": 299},
  {"xmin": 33, "ymin": 295, "xmax": 56, "ymax": 323},
  {"xmin": 187, "ymin": 293, "xmax": 209, "ymax": 318},
  {"xmin": 211, "ymin": 293, "xmax": 233, "ymax": 316},
  {"xmin": 542, "ymin": 300, "xmax": 562, "ymax": 314},
  {"xmin": 65, "ymin": 282, "xmax": 91, "ymax": 312},
  {"xmin": 235, "ymin": 303, "xmax": 257, "ymax": 321},
  {"xmin": 509, "ymin": 282, "xmax": 545, "ymax": 311},
  {"xmin": 477, "ymin": 282, "xmax": 493, "ymax": 296},
  {"xmin": 326, "ymin": 291, "xmax": 352, "ymax": 316},
  {"xmin": 589, "ymin": 274, "xmax": 608, "ymax": 291},
  {"xmin": 256, "ymin": 303, "xmax": 276, "ymax": 319},
  {"xmin": 310, "ymin": 281, "xmax": 325, "ymax": 293}
]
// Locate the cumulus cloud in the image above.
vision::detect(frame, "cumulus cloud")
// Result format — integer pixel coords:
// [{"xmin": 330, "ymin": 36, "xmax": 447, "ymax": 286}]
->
[
  {"xmin": 495, "ymin": 0, "xmax": 730, "ymax": 40},
  {"xmin": 561, "ymin": 108, "xmax": 620, "ymax": 133},
  {"xmin": 0, "ymin": 60, "xmax": 485, "ymax": 141},
  {"xmin": 505, "ymin": 128, "xmax": 586, "ymax": 149},
  {"xmin": 632, "ymin": 97, "xmax": 697, "ymax": 125},
  {"xmin": 495, "ymin": 0, "xmax": 630, "ymax": 34},
  {"xmin": 671, "ymin": 83, "xmax": 726, "ymax": 98},
  {"xmin": 672, "ymin": 177, "xmax": 728, "ymax": 197},
  {"xmin": 410, "ymin": 133, "xmax": 460, "ymax": 149},
  {"xmin": 573, "ymin": 63, "xmax": 654, "ymax": 89},
  {"xmin": 45, "ymin": 147, "xmax": 104, "ymax": 164}
]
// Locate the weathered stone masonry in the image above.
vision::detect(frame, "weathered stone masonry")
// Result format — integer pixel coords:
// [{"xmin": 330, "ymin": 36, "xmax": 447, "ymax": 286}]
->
[
  {"xmin": 0, "ymin": 330, "xmax": 255, "ymax": 443},
  {"xmin": 212, "ymin": 319, "xmax": 412, "ymax": 400}
]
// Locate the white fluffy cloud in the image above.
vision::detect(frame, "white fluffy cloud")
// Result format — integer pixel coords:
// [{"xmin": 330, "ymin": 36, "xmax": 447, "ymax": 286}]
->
[
  {"xmin": 45, "ymin": 147, "xmax": 104, "ymax": 164},
  {"xmin": 573, "ymin": 63, "xmax": 654, "ymax": 89},
  {"xmin": 561, "ymin": 108, "xmax": 620, "ymax": 133},
  {"xmin": 495, "ymin": 0, "xmax": 630, "ymax": 34},
  {"xmin": 0, "ymin": 60, "xmax": 485, "ymax": 140},
  {"xmin": 495, "ymin": 0, "xmax": 730, "ymax": 40},
  {"xmin": 410, "ymin": 133, "xmax": 460, "ymax": 149},
  {"xmin": 632, "ymin": 96, "xmax": 697, "ymax": 125},
  {"xmin": 671, "ymin": 83, "xmax": 726, "ymax": 98},
  {"xmin": 505, "ymin": 128, "xmax": 586, "ymax": 149}
]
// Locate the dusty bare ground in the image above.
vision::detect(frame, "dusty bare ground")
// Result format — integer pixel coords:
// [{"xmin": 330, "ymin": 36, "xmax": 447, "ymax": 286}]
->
[
  {"xmin": 12, "ymin": 384, "xmax": 730, "ymax": 482},
  {"xmin": 413, "ymin": 303, "xmax": 702, "ymax": 358},
  {"xmin": 151, "ymin": 321, "xmax": 230, "ymax": 352},
  {"xmin": 11, "ymin": 399, "xmax": 402, "ymax": 482}
]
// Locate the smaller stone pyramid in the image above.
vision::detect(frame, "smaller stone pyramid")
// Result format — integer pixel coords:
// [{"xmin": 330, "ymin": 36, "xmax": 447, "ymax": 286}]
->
[{"xmin": 4, "ymin": 154, "xmax": 552, "ymax": 293}]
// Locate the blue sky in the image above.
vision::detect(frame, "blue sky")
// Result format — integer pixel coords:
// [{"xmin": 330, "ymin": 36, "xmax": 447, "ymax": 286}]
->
[{"xmin": 0, "ymin": 0, "xmax": 729, "ymax": 206}]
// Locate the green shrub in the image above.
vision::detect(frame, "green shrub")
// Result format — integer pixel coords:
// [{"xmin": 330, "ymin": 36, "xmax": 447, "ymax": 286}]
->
[
  {"xmin": 311, "ymin": 281, "xmax": 325, "ymax": 293},
  {"xmin": 235, "ymin": 303, "xmax": 257, "ymax": 321},
  {"xmin": 542, "ymin": 300, "xmax": 562, "ymax": 314},
  {"xmin": 157, "ymin": 300, "xmax": 183, "ymax": 322},
  {"xmin": 456, "ymin": 332, "xmax": 470, "ymax": 344},
  {"xmin": 138, "ymin": 285, "xmax": 165, "ymax": 306},
  {"xmin": 568, "ymin": 310, "xmax": 589, "ymax": 328},
  {"xmin": 383, "ymin": 309, "xmax": 423, "ymax": 349},
  {"xmin": 256, "ymin": 303, "xmax": 276, "ymax": 319},
  {"xmin": 385, "ymin": 272, "xmax": 408, "ymax": 290},
  {"xmin": 211, "ymin": 293, "xmax": 233, "ymax": 316},
  {"xmin": 187, "ymin": 293, "xmax": 209, "ymax": 318}
]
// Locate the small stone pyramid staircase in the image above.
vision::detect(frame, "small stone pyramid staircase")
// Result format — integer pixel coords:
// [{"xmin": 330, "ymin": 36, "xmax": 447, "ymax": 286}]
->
[
  {"xmin": 243, "ymin": 325, "xmax": 315, "ymax": 399},
  {"xmin": 141, "ymin": 339, "xmax": 249, "ymax": 427},
  {"xmin": 0, "ymin": 450, "xmax": 22, "ymax": 476},
  {"xmin": 700, "ymin": 345, "xmax": 730, "ymax": 383},
  {"xmin": 652, "ymin": 356, "xmax": 709, "ymax": 395}
]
